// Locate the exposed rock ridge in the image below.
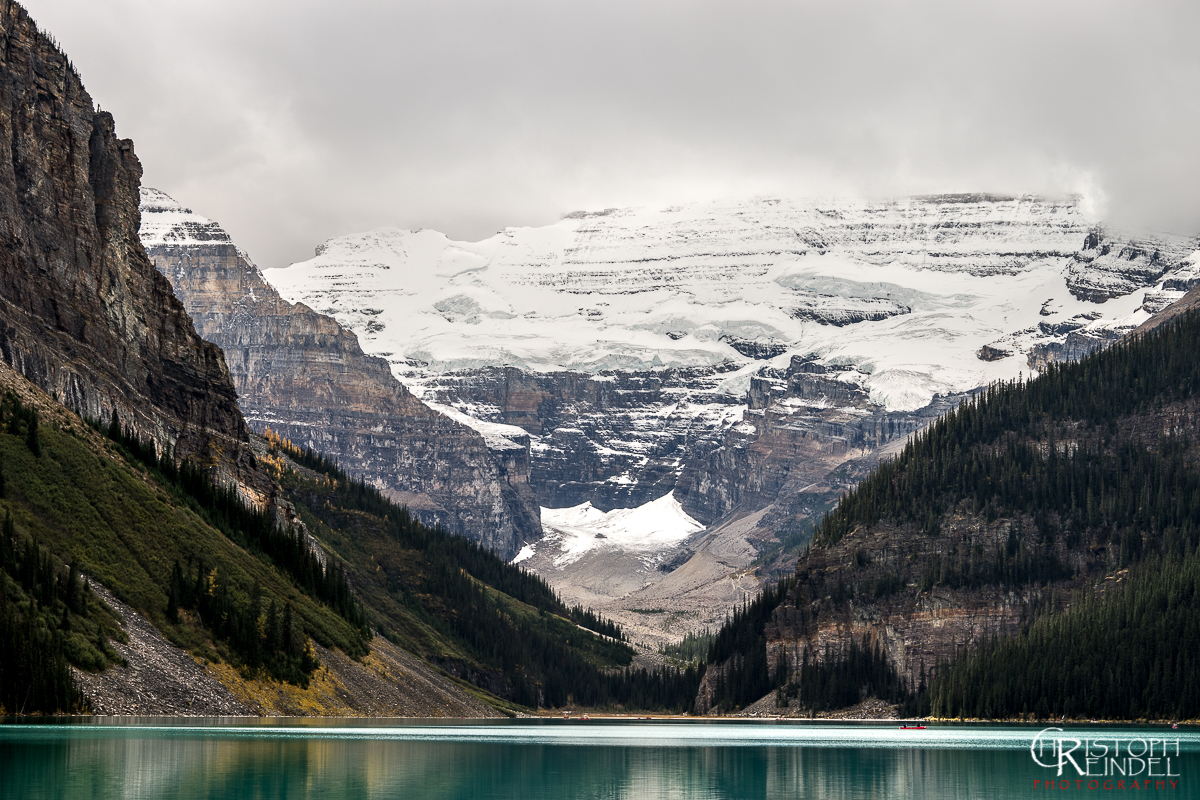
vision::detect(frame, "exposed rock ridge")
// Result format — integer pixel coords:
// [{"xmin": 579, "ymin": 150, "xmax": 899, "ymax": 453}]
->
[
  {"xmin": 139, "ymin": 189, "xmax": 540, "ymax": 557},
  {"xmin": 694, "ymin": 396, "xmax": 1200, "ymax": 714},
  {"xmin": 1132, "ymin": 249, "xmax": 1200, "ymax": 336},
  {"xmin": 0, "ymin": 2, "xmax": 255, "ymax": 486},
  {"xmin": 1066, "ymin": 226, "xmax": 1199, "ymax": 302}
]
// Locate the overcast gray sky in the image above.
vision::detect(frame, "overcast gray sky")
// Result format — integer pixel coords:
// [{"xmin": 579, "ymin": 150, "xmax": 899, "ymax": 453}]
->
[{"xmin": 22, "ymin": 0, "xmax": 1200, "ymax": 269}]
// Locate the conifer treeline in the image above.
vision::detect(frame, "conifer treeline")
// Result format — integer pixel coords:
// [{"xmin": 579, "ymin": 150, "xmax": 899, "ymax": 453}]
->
[
  {"xmin": 0, "ymin": 393, "xmax": 90, "ymax": 713},
  {"xmin": 660, "ymin": 629, "xmax": 714, "ymax": 663},
  {"xmin": 277, "ymin": 437, "xmax": 568, "ymax": 615},
  {"xmin": 705, "ymin": 311, "xmax": 1200, "ymax": 717},
  {"xmin": 273, "ymin": 433, "xmax": 625, "ymax": 639},
  {"xmin": 98, "ymin": 413, "xmax": 369, "ymax": 636},
  {"xmin": 317, "ymin": 480, "xmax": 698, "ymax": 709},
  {"xmin": 95, "ymin": 412, "xmax": 369, "ymax": 681},
  {"xmin": 781, "ymin": 635, "xmax": 910, "ymax": 713},
  {"xmin": 704, "ymin": 579, "xmax": 793, "ymax": 710},
  {"xmin": 168, "ymin": 560, "xmax": 319, "ymax": 685},
  {"xmin": 928, "ymin": 548, "xmax": 1200, "ymax": 720},
  {"xmin": 0, "ymin": 510, "xmax": 89, "ymax": 714}
]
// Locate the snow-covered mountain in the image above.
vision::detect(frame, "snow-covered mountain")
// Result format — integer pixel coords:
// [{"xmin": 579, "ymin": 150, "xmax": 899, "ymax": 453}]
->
[
  {"xmin": 262, "ymin": 194, "xmax": 1198, "ymax": 644},
  {"xmin": 266, "ymin": 194, "xmax": 1195, "ymax": 412}
]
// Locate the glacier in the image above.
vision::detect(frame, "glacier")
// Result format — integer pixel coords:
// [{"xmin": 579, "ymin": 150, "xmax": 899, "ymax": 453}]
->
[{"xmin": 265, "ymin": 194, "xmax": 1196, "ymax": 413}]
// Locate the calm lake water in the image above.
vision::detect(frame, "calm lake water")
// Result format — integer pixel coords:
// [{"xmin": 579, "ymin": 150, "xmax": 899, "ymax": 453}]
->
[{"xmin": 1, "ymin": 718, "xmax": 1194, "ymax": 799}]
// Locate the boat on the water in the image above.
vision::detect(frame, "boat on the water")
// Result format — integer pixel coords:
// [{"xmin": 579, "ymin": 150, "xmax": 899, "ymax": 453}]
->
[{"xmin": 899, "ymin": 724, "xmax": 927, "ymax": 730}]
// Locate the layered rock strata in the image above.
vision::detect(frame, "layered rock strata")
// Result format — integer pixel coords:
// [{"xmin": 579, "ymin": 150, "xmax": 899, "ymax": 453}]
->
[
  {"xmin": 675, "ymin": 357, "xmax": 965, "ymax": 527},
  {"xmin": 267, "ymin": 195, "xmax": 1199, "ymax": 533},
  {"xmin": 423, "ymin": 364, "xmax": 745, "ymax": 511},
  {"xmin": 0, "ymin": 3, "xmax": 255, "ymax": 484},
  {"xmin": 140, "ymin": 189, "xmax": 540, "ymax": 557},
  {"xmin": 696, "ymin": 363, "xmax": 1200, "ymax": 714}
]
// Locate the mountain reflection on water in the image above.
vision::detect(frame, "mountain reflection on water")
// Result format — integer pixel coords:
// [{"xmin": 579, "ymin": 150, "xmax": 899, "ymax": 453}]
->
[{"xmin": 1, "ymin": 720, "xmax": 1194, "ymax": 799}]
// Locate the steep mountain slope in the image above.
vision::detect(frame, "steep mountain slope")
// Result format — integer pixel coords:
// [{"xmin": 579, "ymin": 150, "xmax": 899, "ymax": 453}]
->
[
  {"xmin": 696, "ymin": 308, "xmax": 1200, "ymax": 718},
  {"xmin": 139, "ymin": 189, "xmax": 539, "ymax": 558},
  {"xmin": 0, "ymin": 361, "xmax": 389, "ymax": 714},
  {"xmin": 0, "ymin": 2, "xmax": 659, "ymax": 717},
  {"xmin": 0, "ymin": 3, "xmax": 256, "ymax": 489},
  {"xmin": 263, "ymin": 194, "xmax": 1197, "ymax": 644},
  {"xmin": 267, "ymin": 195, "xmax": 1196, "ymax": 406},
  {"xmin": 1132, "ymin": 250, "xmax": 1200, "ymax": 335},
  {"xmin": 0, "ymin": 344, "xmax": 654, "ymax": 715}
]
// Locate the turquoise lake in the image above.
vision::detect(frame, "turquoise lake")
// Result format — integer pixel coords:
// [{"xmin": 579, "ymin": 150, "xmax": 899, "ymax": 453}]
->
[{"xmin": 1, "ymin": 719, "xmax": 1194, "ymax": 799}]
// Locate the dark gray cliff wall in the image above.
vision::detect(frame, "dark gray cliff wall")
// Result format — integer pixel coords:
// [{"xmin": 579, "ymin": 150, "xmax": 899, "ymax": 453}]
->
[
  {"xmin": 141, "ymin": 192, "xmax": 540, "ymax": 557},
  {"xmin": 0, "ymin": 2, "xmax": 256, "ymax": 485}
]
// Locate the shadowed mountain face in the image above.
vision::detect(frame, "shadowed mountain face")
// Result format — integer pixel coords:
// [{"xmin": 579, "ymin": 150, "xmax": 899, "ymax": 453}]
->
[
  {"xmin": 139, "ymin": 189, "xmax": 540, "ymax": 558},
  {"xmin": 0, "ymin": 2, "xmax": 256, "ymax": 480}
]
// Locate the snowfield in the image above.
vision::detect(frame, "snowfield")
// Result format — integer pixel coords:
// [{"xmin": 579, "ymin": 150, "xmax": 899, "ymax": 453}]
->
[
  {"xmin": 264, "ymin": 194, "xmax": 1193, "ymax": 413},
  {"xmin": 534, "ymin": 493, "xmax": 705, "ymax": 568}
]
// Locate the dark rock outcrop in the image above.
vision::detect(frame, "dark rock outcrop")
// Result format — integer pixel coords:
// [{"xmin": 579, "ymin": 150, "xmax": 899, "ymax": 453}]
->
[
  {"xmin": 0, "ymin": 2, "xmax": 256, "ymax": 485},
  {"xmin": 1066, "ymin": 227, "xmax": 1198, "ymax": 302},
  {"xmin": 140, "ymin": 190, "xmax": 540, "ymax": 557},
  {"xmin": 1026, "ymin": 328, "xmax": 1121, "ymax": 371},
  {"xmin": 1134, "ymin": 262, "xmax": 1200, "ymax": 336}
]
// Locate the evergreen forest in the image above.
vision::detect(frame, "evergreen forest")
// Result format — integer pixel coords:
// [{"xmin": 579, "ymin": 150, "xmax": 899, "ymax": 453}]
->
[{"xmin": 703, "ymin": 310, "xmax": 1200, "ymax": 719}]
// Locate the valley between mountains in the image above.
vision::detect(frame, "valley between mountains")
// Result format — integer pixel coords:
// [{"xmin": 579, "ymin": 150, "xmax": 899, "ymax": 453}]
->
[
  {"xmin": 154, "ymin": 188, "xmax": 1199, "ymax": 649},
  {"xmin": 2, "ymin": 0, "xmax": 1199, "ymax": 722}
]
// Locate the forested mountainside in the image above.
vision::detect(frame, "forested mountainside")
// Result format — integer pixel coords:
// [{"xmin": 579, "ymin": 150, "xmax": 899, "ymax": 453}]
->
[
  {"xmin": 697, "ymin": 303, "xmax": 1200, "ymax": 720},
  {"xmin": 0, "ymin": 364, "xmax": 364, "ymax": 714},
  {"xmin": 263, "ymin": 188, "xmax": 1198, "ymax": 648},
  {"xmin": 268, "ymin": 196, "xmax": 1200, "ymax": 522},
  {"xmin": 0, "ymin": 361, "xmax": 697, "ymax": 714}
]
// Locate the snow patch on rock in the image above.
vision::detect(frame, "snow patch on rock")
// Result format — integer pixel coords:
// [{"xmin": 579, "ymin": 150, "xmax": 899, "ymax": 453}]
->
[{"xmin": 540, "ymin": 493, "xmax": 704, "ymax": 567}]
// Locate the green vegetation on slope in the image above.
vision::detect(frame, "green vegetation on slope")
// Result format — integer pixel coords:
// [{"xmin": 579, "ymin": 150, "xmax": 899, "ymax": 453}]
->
[
  {"xmin": 659, "ymin": 629, "xmax": 714, "ymax": 665},
  {"xmin": 929, "ymin": 548, "xmax": 1200, "ymax": 720},
  {"xmin": 703, "ymin": 578, "xmax": 792, "ymax": 711},
  {"xmin": 0, "ymin": 388, "xmax": 367, "ymax": 708},
  {"xmin": 817, "ymin": 313, "xmax": 1200, "ymax": 558},
  {"xmin": 1, "ymin": 507, "xmax": 114, "ymax": 714},
  {"xmin": 0, "ymin": 374, "xmax": 700, "ymax": 714},
  {"xmin": 272, "ymin": 435, "xmax": 702, "ymax": 711},
  {"xmin": 101, "ymin": 413, "xmax": 369, "ymax": 644}
]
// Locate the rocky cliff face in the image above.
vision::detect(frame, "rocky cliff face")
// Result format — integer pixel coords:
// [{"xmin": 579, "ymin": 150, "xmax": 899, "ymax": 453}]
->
[
  {"xmin": 694, "ymin": 503, "xmax": 1061, "ymax": 713},
  {"xmin": 695, "ymin": 324, "xmax": 1200, "ymax": 713},
  {"xmin": 267, "ymin": 197, "xmax": 1200, "ymax": 527},
  {"xmin": 675, "ymin": 358, "xmax": 966, "ymax": 526},
  {"xmin": 139, "ymin": 189, "xmax": 540, "ymax": 557},
  {"xmin": 0, "ymin": 2, "xmax": 255, "ymax": 485},
  {"xmin": 423, "ymin": 364, "xmax": 745, "ymax": 512}
]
